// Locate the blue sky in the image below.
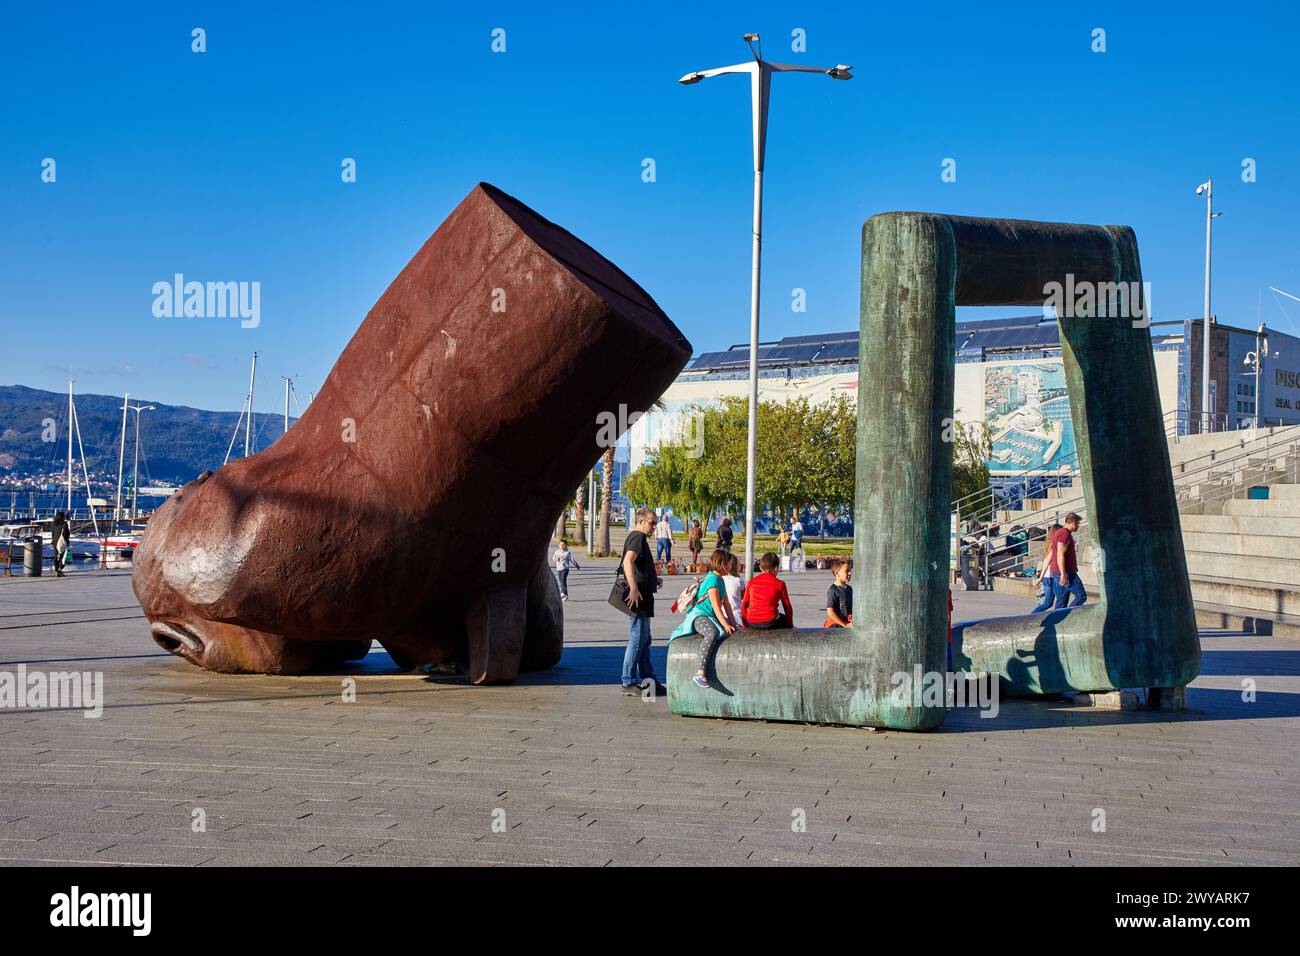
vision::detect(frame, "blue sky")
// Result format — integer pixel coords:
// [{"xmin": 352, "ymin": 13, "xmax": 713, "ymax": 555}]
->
[{"xmin": 3, "ymin": 1, "xmax": 1298, "ymax": 411}]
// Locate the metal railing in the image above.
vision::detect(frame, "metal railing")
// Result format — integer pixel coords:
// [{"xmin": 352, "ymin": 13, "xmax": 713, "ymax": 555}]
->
[{"xmin": 957, "ymin": 421, "xmax": 1300, "ymax": 588}]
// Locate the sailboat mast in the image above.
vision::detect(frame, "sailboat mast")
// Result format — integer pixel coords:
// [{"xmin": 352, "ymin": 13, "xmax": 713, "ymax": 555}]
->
[
  {"xmin": 244, "ymin": 352, "xmax": 258, "ymax": 458},
  {"xmin": 66, "ymin": 380, "xmax": 73, "ymax": 515},
  {"xmin": 116, "ymin": 393, "xmax": 129, "ymax": 522}
]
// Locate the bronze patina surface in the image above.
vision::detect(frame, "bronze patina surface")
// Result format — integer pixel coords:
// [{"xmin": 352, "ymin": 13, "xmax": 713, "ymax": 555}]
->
[
  {"xmin": 667, "ymin": 213, "xmax": 1198, "ymax": 729},
  {"xmin": 135, "ymin": 183, "xmax": 691, "ymax": 681}
]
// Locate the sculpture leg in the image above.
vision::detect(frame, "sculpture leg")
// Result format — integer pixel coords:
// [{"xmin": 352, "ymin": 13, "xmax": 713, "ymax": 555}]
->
[
  {"xmin": 521, "ymin": 558, "xmax": 563, "ymax": 671},
  {"xmin": 465, "ymin": 584, "xmax": 527, "ymax": 685}
]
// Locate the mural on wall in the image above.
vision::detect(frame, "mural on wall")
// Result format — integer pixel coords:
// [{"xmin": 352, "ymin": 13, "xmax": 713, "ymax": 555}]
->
[{"xmin": 983, "ymin": 361, "xmax": 1076, "ymax": 473}]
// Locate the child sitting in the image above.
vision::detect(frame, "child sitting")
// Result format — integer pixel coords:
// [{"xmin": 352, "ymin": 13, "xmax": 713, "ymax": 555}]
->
[
  {"xmin": 741, "ymin": 552, "xmax": 793, "ymax": 629},
  {"xmin": 669, "ymin": 549, "xmax": 739, "ymax": 689},
  {"xmin": 823, "ymin": 556, "xmax": 853, "ymax": 628}
]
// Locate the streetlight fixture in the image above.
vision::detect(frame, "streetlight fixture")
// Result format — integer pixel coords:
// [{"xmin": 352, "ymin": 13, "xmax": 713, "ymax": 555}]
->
[
  {"xmin": 1195, "ymin": 179, "xmax": 1222, "ymax": 433},
  {"xmin": 1242, "ymin": 324, "xmax": 1276, "ymax": 428},
  {"xmin": 124, "ymin": 402, "xmax": 156, "ymax": 519},
  {"xmin": 679, "ymin": 33, "xmax": 852, "ymax": 579}
]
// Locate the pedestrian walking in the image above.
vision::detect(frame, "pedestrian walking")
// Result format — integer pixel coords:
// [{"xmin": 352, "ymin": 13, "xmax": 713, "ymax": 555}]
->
[
  {"xmin": 654, "ymin": 512, "xmax": 673, "ymax": 562},
  {"xmin": 552, "ymin": 538, "xmax": 580, "ymax": 601},
  {"xmin": 51, "ymin": 511, "xmax": 70, "ymax": 578}
]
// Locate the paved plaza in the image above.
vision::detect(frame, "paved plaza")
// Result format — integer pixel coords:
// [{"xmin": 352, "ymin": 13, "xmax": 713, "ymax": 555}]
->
[{"xmin": 1, "ymin": 560, "xmax": 1297, "ymax": 866}]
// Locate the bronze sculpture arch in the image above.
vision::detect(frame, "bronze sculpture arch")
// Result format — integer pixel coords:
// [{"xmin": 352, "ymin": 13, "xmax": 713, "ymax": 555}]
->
[
  {"xmin": 135, "ymin": 183, "xmax": 692, "ymax": 681},
  {"xmin": 667, "ymin": 212, "xmax": 1200, "ymax": 730}
]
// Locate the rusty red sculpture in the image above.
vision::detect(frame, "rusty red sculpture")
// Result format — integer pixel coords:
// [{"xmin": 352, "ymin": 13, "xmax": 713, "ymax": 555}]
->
[{"xmin": 134, "ymin": 183, "xmax": 691, "ymax": 681}]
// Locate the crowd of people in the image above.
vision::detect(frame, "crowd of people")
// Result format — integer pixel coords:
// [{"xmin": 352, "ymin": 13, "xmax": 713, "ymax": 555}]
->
[
  {"xmin": 591, "ymin": 506, "xmax": 1083, "ymax": 695},
  {"xmin": 610, "ymin": 507, "xmax": 853, "ymax": 694}
]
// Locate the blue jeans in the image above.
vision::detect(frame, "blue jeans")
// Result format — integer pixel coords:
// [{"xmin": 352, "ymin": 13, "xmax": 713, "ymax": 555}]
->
[
  {"xmin": 1055, "ymin": 574, "xmax": 1087, "ymax": 608},
  {"xmin": 622, "ymin": 614, "xmax": 656, "ymax": 686},
  {"xmin": 1032, "ymin": 575, "xmax": 1059, "ymax": 613},
  {"xmin": 655, "ymin": 537, "xmax": 671, "ymax": 561}
]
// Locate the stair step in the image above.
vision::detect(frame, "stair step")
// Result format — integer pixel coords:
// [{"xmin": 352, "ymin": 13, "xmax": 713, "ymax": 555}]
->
[
  {"xmin": 1179, "ymin": 513, "xmax": 1299, "ymax": 536},
  {"xmin": 1183, "ymin": 530, "xmax": 1299, "ymax": 560},
  {"xmin": 1222, "ymin": 498, "xmax": 1300, "ymax": 518},
  {"xmin": 1188, "ymin": 574, "xmax": 1300, "ymax": 617},
  {"xmin": 1184, "ymin": 550, "xmax": 1300, "ymax": 589}
]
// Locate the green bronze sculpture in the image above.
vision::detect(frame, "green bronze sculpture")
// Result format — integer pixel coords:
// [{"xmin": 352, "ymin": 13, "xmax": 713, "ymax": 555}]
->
[{"xmin": 666, "ymin": 212, "xmax": 1200, "ymax": 730}]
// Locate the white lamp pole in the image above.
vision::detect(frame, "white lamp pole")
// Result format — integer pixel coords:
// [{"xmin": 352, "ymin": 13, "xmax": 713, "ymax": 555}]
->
[
  {"xmin": 126, "ymin": 403, "xmax": 156, "ymax": 519},
  {"xmin": 680, "ymin": 34, "xmax": 852, "ymax": 579},
  {"xmin": 1195, "ymin": 180, "xmax": 1221, "ymax": 433}
]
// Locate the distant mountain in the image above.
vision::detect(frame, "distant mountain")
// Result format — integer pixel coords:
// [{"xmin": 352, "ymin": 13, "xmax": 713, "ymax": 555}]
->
[{"xmin": 0, "ymin": 384, "xmax": 293, "ymax": 485}]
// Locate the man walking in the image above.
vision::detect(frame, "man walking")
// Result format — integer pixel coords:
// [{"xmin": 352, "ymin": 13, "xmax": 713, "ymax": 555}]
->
[
  {"xmin": 621, "ymin": 507, "xmax": 665, "ymax": 696},
  {"xmin": 1052, "ymin": 513, "xmax": 1087, "ymax": 609},
  {"xmin": 51, "ymin": 511, "xmax": 71, "ymax": 578},
  {"xmin": 654, "ymin": 511, "xmax": 673, "ymax": 563}
]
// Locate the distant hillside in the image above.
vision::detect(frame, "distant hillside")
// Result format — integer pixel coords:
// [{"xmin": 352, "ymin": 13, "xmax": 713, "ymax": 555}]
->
[{"xmin": 0, "ymin": 384, "xmax": 293, "ymax": 485}]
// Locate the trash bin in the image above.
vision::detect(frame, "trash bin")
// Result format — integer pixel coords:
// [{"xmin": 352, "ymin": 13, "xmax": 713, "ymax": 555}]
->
[{"xmin": 23, "ymin": 538, "xmax": 42, "ymax": 576}]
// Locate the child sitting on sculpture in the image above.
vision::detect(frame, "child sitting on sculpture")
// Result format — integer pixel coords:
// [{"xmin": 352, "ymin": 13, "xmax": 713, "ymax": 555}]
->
[
  {"xmin": 823, "ymin": 556, "xmax": 852, "ymax": 628},
  {"xmin": 741, "ymin": 552, "xmax": 794, "ymax": 629},
  {"xmin": 669, "ymin": 549, "xmax": 739, "ymax": 689}
]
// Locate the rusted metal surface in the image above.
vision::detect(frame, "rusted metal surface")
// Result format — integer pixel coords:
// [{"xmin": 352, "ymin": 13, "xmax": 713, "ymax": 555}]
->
[{"xmin": 135, "ymin": 183, "xmax": 691, "ymax": 681}]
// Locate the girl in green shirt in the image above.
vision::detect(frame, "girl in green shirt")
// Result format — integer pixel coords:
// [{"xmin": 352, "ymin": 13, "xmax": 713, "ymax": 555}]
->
[{"xmin": 669, "ymin": 549, "xmax": 739, "ymax": 688}]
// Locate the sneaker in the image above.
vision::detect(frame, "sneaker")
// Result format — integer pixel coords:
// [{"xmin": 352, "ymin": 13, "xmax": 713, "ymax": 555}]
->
[
  {"xmin": 691, "ymin": 674, "xmax": 709, "ymax": 689},
  {"xmin": 621, "ymin": 683, "xmax": 642, "ymax": 696},
  {"xmin": 653, "ymin": 682, "xmax": 668, "ymax": 697}
]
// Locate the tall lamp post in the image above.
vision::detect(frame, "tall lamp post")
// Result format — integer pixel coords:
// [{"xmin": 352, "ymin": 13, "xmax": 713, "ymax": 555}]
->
[
  {"xmin": 1195, "ymin": 179, "xmax": 1222, "ymax": 433},
  {"xmin": 1243, "ymin": 324, "xmax": 1275, "ymax": 428},
  {"xmin": 125, "ymin": 402, "xmax": 156, "ymax": 519},
  {"xmin": 679, "ymin": 33, "xmax": 852, "ymax": 579}
]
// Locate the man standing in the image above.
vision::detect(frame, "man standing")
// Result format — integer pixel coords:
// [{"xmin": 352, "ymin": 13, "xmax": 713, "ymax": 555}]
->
[
  {"xmin": 1052, "ymin": 513, "xmax": 1086, "ymax": 609},
  {"xmin": 654, "ymin": 512, "xmax": 673, "ymax": 563},
  {"xmin": 621, "ymin": 507, "xmax": 665, "ymax": 696},
  {"xmin": 51, "ymin": 511, "xmax": 70, "ymax": 578}
]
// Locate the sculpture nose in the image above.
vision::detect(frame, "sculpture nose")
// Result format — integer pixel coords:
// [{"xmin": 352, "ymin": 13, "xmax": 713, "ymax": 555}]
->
[{"xmin": 151, "ymin": 621, "xmax": 205, "ymax": 660}]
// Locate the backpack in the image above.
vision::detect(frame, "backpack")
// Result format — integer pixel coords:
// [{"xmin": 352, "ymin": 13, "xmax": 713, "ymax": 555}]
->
[{"xmin": 672, "ymin": 578, "xmax": 704, "ymax": 614}]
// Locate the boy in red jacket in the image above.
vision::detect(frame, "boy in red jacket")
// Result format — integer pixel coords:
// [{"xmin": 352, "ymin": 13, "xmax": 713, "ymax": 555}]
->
[{"xmin": 742, "ymin": 552, "xmax": 794, "ymax": 628}]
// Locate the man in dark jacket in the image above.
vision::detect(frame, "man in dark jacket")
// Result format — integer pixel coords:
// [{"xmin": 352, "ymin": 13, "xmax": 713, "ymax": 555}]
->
[
  {"xmin": 51, "ymin": 511, "xmax": 71, "ymax": 577},
  {"xmin": 620, "ymin": 507, "xmax": 665, "ymax": 696}
]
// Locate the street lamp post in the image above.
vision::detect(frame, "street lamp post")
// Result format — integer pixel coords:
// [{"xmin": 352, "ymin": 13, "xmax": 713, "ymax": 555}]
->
[
  {"xmin": 1243, "ymin": 324, "xmax": 1273, "ymax": 428},
  {"xmin": 125, "ymin": 402, "xmax": 156, "ymax": 519},
  {"xmin": 1195, "ymin": 180, "xmax": 1222, "ymax": 433},
  {"xmin": 680, "ymin": 34, "xmax": 852, "ymax": 579}
]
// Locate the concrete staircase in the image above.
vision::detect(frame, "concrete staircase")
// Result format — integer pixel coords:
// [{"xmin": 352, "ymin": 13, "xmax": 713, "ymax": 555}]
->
[
  {"xmin": 1180, "ymin": 484, "xmax": 1300, "ymax": 622},
  {"xmin": 971, "ymin": 426, "xmax": 1300, "ymax": 637}
]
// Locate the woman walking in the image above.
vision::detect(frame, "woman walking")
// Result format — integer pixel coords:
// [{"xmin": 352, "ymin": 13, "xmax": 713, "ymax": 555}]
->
[{"xmin": 687, "ymin": 519, "xmax": 703, "ymax": 567}]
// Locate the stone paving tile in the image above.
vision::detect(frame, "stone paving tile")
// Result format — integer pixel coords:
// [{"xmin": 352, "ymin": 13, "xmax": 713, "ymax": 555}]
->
[{"xmin": 1, "ymin": 567, "xmax": 1298, "ymax": 865}]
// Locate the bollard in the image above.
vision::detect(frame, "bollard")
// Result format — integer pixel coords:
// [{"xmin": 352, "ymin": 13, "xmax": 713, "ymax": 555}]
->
[{"xmin": 23, "ymin": 538, "xmax": 42, "ymax": 576}]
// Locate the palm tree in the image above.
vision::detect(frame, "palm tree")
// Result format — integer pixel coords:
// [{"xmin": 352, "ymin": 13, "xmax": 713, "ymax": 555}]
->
[
  {"xmin": 573, "ymin": 480, "xmax": 586, "ymax": 546},
  {"xmin": 597, "ymin": 400, "xmax": 664, "ymax": 555},
  {"xmin": 597, "ymin": 446, "xmax": 614, "ymax": 555}
]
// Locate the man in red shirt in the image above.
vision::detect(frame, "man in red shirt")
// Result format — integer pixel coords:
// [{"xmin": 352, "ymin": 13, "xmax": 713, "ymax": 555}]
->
[
  {"xmin": 742, "ymin": 553, "xmax": 794, "ymax": 628},
  {"xmin": 1052, "ymin": 513, "xmax": 1086, "ymax": 609}
]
